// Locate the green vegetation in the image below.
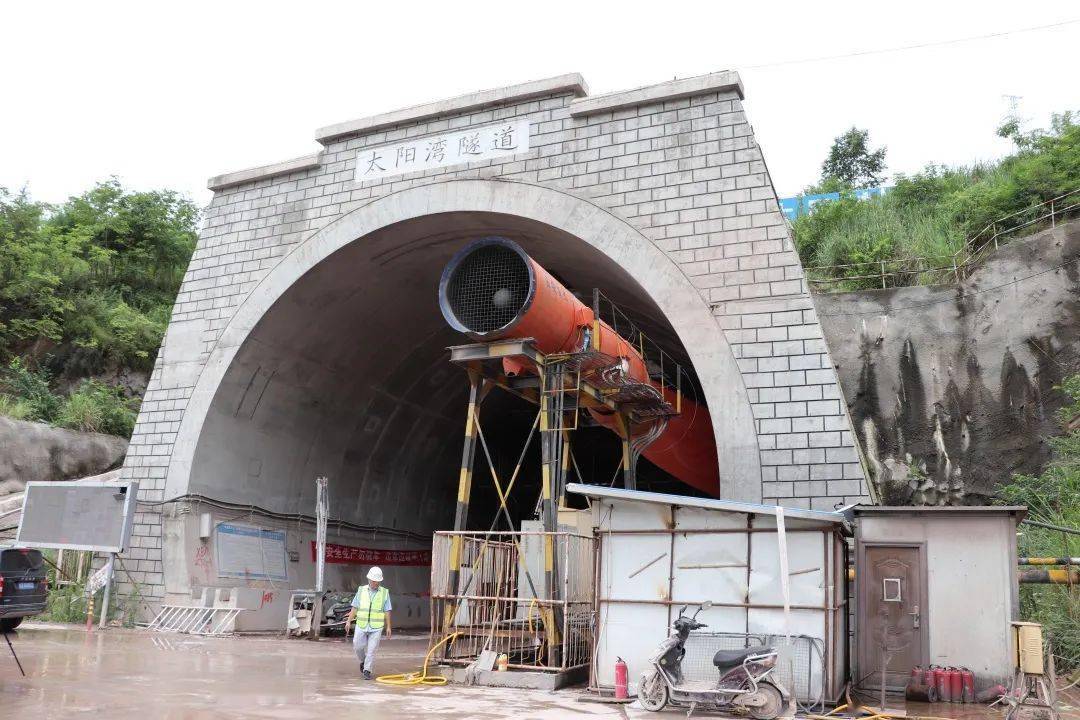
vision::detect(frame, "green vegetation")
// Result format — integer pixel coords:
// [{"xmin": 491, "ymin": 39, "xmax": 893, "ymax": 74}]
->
[
  {"xmin": 793, "ymin": 112, "xmax": 1080, "ymax": 290},
  {"xmin": 1000, "ymin": 375, "xmax": 1080, "ymax": 671},
  {"xmin": 0, "ymin": 180, "xmax": 197, "ymax": 436},
  {"xmin": 0, "ymin": 359, "xmax": 137, "ymax": 435},
  {"xmin": 38, "ymin": 550, "xmax": 141, "ymax": 627},
  {"xmin": 819, "ymin": 127, "xmax": 887, "ymax": 190}
]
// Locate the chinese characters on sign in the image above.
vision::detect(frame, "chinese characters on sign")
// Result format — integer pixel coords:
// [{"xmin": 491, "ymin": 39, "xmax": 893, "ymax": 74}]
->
[
  {"xmin": 216, "ymin": 523, "xmax": 289, "ymax": 581},
  {"xmin": 353, "ymin": 118, "xmax": 531, "ymax": 183},
  {"xmin": 311, "ymin": 541, "xmax": 432, "ymax": 566}
]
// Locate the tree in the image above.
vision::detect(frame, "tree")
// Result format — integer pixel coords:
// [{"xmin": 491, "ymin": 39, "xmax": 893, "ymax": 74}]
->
[
  {"xmin": 0, "ymin": 180, "xmax": 198, "ymax": 375},
  {"xmin": 820, "ymin": 127, "xmax": 887, "ymax": 189}
]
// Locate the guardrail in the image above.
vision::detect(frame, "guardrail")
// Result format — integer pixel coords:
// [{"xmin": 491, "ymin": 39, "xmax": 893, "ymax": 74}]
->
[{"xmin": 804, "ymin": 188, "xmax": 1080, "ymax": 291}]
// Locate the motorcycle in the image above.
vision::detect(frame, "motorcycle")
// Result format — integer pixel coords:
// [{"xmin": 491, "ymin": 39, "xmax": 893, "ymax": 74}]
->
[{"xmin": 638, "ymin": 601, "xmax": 788, "ymax": 718}]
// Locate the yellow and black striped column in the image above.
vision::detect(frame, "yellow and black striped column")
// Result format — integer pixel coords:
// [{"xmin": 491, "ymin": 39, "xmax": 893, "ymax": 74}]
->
[
  {"xmin": 538, "ymin": 365, "xmax": 563, "ymax": 663},
  {"xmin": 446, "ymin": 373, "xmax": 482, "ymax": 629}
]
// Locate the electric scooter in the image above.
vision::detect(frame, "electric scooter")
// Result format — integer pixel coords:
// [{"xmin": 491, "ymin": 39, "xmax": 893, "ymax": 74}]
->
[{"xmin": 638, "ymin": 601, "xmax": 788, "ymax": 718}]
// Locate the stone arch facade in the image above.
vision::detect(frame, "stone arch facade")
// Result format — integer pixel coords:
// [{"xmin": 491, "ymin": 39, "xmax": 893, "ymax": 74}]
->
[
  {"xmin": 118, "ymin": 71, "xmax": 866, "ymax": 606},
  {"xmin": 163, "ymin": 177, "xmax": 762, "ymax": 503}
]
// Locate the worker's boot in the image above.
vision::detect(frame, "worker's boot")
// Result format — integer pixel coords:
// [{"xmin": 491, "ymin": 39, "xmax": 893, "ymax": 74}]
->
[{"xmin": 363, "ymin": 670, "xmax": 373, "ymax": 680}]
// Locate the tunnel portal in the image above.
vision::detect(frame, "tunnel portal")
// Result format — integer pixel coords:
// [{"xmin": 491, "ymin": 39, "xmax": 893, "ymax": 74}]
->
[
  {"xmin": 189, "ymin": 213, "xmax": 710, "ymax": 540},
  {"xmin": 115, "ymin": 73, "xmax": 865, "ymax": 623}
]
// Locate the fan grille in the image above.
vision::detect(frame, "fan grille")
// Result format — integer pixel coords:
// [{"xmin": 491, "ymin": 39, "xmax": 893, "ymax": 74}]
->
[{"xmin": 445, "ymin": 243, "xmax": 531, "ymax": 333}]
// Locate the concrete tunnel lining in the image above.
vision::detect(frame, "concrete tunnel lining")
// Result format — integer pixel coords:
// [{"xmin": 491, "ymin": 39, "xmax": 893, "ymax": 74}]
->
[{"xmin": 164, "ymin": 179, "xmax": 763, "ymax": 532}]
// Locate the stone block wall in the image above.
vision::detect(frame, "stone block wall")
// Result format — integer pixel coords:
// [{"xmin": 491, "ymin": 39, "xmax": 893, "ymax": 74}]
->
[{"xmin": 117, "ymin": 72, "xmax": 867, "ymax": 605}]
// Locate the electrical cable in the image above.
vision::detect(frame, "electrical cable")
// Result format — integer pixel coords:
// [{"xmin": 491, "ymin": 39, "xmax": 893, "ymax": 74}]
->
[
  {"xmin": 743, "ymin": 19, "xmax": 1080, "ymax": 71},
  {"xmin": 135, "ymin": 493, "xmax": 428, "ymax": 543}
]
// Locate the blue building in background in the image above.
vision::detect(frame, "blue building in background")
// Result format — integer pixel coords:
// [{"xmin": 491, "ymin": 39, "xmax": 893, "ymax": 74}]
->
[{"xmin": 780, "ymin": 186, "xmax": 890, "ymax": 222}]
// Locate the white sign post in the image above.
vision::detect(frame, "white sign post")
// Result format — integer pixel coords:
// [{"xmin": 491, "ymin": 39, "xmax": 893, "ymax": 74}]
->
[
  {"xmin": 98, "ymin": 554, "xmax": 115, "ymax": 628},
  {"xmin": 85, "ymin": 561, "xmax": 111, "ymax": 597}
]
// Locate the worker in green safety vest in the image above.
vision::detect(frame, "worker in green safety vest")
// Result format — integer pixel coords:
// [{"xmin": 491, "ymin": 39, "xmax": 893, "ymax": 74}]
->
[{"xmin": 346, "ymin": 566, "xmax": 392, "ymax": 680}]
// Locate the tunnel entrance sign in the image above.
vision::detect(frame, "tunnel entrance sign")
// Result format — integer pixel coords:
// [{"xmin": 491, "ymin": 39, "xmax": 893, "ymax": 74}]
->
[
  {"xmin": 354, "ymin": 118, "xmax": 530, "ymax": 183},
  {"xmin": 16, "ymin": 480, "xmax": 139, "ymax": 553}
]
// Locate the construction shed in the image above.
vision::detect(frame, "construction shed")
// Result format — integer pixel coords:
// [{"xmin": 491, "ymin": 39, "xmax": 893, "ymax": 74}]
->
[
  {"xmin": 853, "ymin": 506, "xmax": 1026, "ymax": 691},
  {"xmin": 570, "ymin": 483, "xmax": 849, "ymax": 706}
]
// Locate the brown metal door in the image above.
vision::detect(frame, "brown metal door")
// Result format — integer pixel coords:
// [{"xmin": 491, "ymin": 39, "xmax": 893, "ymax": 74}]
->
[{"xmin": 859, "ymin": 545, "xmax": 925, "ymax": 690}]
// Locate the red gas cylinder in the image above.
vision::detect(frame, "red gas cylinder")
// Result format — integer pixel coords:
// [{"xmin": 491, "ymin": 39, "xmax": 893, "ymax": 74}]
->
[
  {"xmin": 934, "ymin": 667, "xmax": 951, "ymax": 703},
  {"xmin": 910, "ymin": 665, "xmax": 924, "ymax": 686},
  {"xmin": 614, "ymin": 657, "xmax": 628, "ymax": 700},
  {"xmin": 961, "ymin": 668, "xmax": 975, "ymax": 703},
  {"xmin": 948, "ymin": 668, "xmax": 963, "ymax": 703}
]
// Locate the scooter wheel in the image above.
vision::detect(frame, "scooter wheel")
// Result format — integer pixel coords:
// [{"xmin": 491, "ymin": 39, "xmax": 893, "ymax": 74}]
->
[
  {"xmin": 749, "ymin": 682, "xmax": 784, "ymax": 720},
  {"xmin": 638, "ymin": 671, "xmax": 669, "ymax": 712}
]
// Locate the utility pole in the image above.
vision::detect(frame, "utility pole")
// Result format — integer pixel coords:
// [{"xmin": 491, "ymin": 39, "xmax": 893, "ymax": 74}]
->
[{"xmin": 309, "ymin": 476, "xmax": 329, "ymax": 640}]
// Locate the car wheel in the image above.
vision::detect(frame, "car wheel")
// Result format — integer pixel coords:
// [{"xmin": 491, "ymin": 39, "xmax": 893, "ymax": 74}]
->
[{"xmin": 0, "ymin": 617, "xmax": 24, "ymax": 632}]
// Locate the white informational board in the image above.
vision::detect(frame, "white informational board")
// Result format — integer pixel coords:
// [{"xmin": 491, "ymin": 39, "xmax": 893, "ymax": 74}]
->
[
  {"xmin": 16, "ymin": 480, "xmax": 139, "ymax": 553},
  {"xmin": 215, "ymin": 523, "xmax": 288, "ymax": 581}
]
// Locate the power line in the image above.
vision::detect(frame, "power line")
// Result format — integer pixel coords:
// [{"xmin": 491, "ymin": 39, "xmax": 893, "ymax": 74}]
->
[{"xmin": 743, "ymin": 18, "xmax": 1080, "ymax": 71}]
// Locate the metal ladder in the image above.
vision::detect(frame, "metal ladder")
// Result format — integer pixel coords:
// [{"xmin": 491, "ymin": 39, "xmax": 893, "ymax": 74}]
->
[{"xmin": 146, "ymin": 604, "xmax": 245, "ymax": 636}]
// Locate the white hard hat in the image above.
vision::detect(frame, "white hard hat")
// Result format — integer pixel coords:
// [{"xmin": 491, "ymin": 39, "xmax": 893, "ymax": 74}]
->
[{"xmin": 366, "ymin": 566, "xmax": 384, "ymax": 582}]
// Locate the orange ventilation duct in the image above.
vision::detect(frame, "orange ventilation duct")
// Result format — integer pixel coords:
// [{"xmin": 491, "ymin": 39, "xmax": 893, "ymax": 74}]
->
[{"xmin": 438, "ymin": 237, "xmax": 720, "ymax": 496}]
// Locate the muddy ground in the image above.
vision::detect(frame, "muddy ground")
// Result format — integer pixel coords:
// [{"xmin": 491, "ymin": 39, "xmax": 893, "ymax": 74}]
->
[{"xmin": 1, "ymin": 624, "xmax": 1076, "ymax": 719}]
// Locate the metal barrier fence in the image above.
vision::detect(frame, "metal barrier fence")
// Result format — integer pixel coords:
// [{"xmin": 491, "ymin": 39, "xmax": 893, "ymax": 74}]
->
[
  {"xmin": 430, "ymin": 531, "xmax": 595, "ymax": 672},
  {"xmin": 805, "ymin": 187, "xmax": 1080, "ymax": 291}
]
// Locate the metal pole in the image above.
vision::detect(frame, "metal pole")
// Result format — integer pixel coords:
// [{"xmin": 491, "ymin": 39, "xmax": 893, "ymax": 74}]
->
[
  {"xmin": 315, "ymin": 477, "xmax": 328, "ymax": 593},
  {"xmin": 446, "ymin": 373, "xmax": 482, "ymax": 632},
  {"xmin": 311, "ymin": 476, "xmax": 328, "ymax": 640},
  {"xmin": 99, "ymin": 553, "xmax": 115, "ymax": 629},
  {"xmin": 3, "ymin": 631, "xmax": 25, "ymax": 677}
]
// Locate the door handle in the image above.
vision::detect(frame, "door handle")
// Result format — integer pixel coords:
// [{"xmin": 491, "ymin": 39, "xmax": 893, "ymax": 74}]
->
[{"xmin": 908, "ymin": 604, "xmax": 920, "ymax": 629}]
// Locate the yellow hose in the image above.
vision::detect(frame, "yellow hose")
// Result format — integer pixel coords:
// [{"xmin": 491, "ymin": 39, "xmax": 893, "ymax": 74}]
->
[{"xmin": 375, "ymin": 632, "xmax": 461, "ymax": 687}]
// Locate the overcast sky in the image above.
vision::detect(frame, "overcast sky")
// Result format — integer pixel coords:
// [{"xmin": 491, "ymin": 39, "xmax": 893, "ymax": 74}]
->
[{"xmin": 2, "ymin": 1, "xmax": 1077, "ymax": 209}]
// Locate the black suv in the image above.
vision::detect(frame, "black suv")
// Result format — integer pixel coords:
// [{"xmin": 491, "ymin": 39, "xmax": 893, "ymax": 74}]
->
[{"xmin": 0, "ymin": 546, "xmax": 47, "ymax": 631}]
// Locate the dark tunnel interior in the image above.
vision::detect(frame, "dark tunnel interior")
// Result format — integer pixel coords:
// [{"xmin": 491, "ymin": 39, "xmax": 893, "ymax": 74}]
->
[{"xmin": 188, "ymin": 211, "xmax": 713, "ymax": 537}]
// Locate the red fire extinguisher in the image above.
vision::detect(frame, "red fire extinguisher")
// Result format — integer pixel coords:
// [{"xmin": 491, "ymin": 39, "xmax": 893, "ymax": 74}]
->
[
  {"xmin": 910, "ymin": 665, "xmax": 924, "ymax": 686},
  {"xmin": 934, "ymin": 666, "xmax": 951, "ymax": 703},
  {"xmin": 948, "ymin": 667, "xmax": 963, "ymax": 703},
  {"xmin": 615, "ymin": 657, "xmax": 628, "ymax": 700},
  {"xmin": 961, "ymin": 668, "xmax": 975, "ymax": 703}
]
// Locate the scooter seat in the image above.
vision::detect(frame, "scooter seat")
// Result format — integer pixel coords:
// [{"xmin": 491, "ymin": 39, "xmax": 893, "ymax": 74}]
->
[{"xmin": 712, "ymin": 647, "xmax": 769, "ymax": 667}]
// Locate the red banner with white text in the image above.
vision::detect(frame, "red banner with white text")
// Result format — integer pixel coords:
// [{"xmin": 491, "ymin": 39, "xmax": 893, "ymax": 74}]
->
[{"xmin": 310, "ymin": 541, "xmax": 431, "ymax": 566}]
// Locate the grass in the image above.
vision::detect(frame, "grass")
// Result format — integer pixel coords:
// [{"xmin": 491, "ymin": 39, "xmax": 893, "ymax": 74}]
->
[
  {"xmin": 999, "ymin": 375, "xmax": 1080, "ymax": 671},
  {"xmin": 794, "ymin": 112, "xmax": 1079, "ymax": 291},
  {"xmin": 0, "ymin": 359, "xmax": 136, "ymax": 437}
]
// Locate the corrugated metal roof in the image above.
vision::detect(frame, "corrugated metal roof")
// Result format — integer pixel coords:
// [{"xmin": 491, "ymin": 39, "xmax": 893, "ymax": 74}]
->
[{"xmin": 566, "ymin": 483, "xmax": 850, "ymax": 528}]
